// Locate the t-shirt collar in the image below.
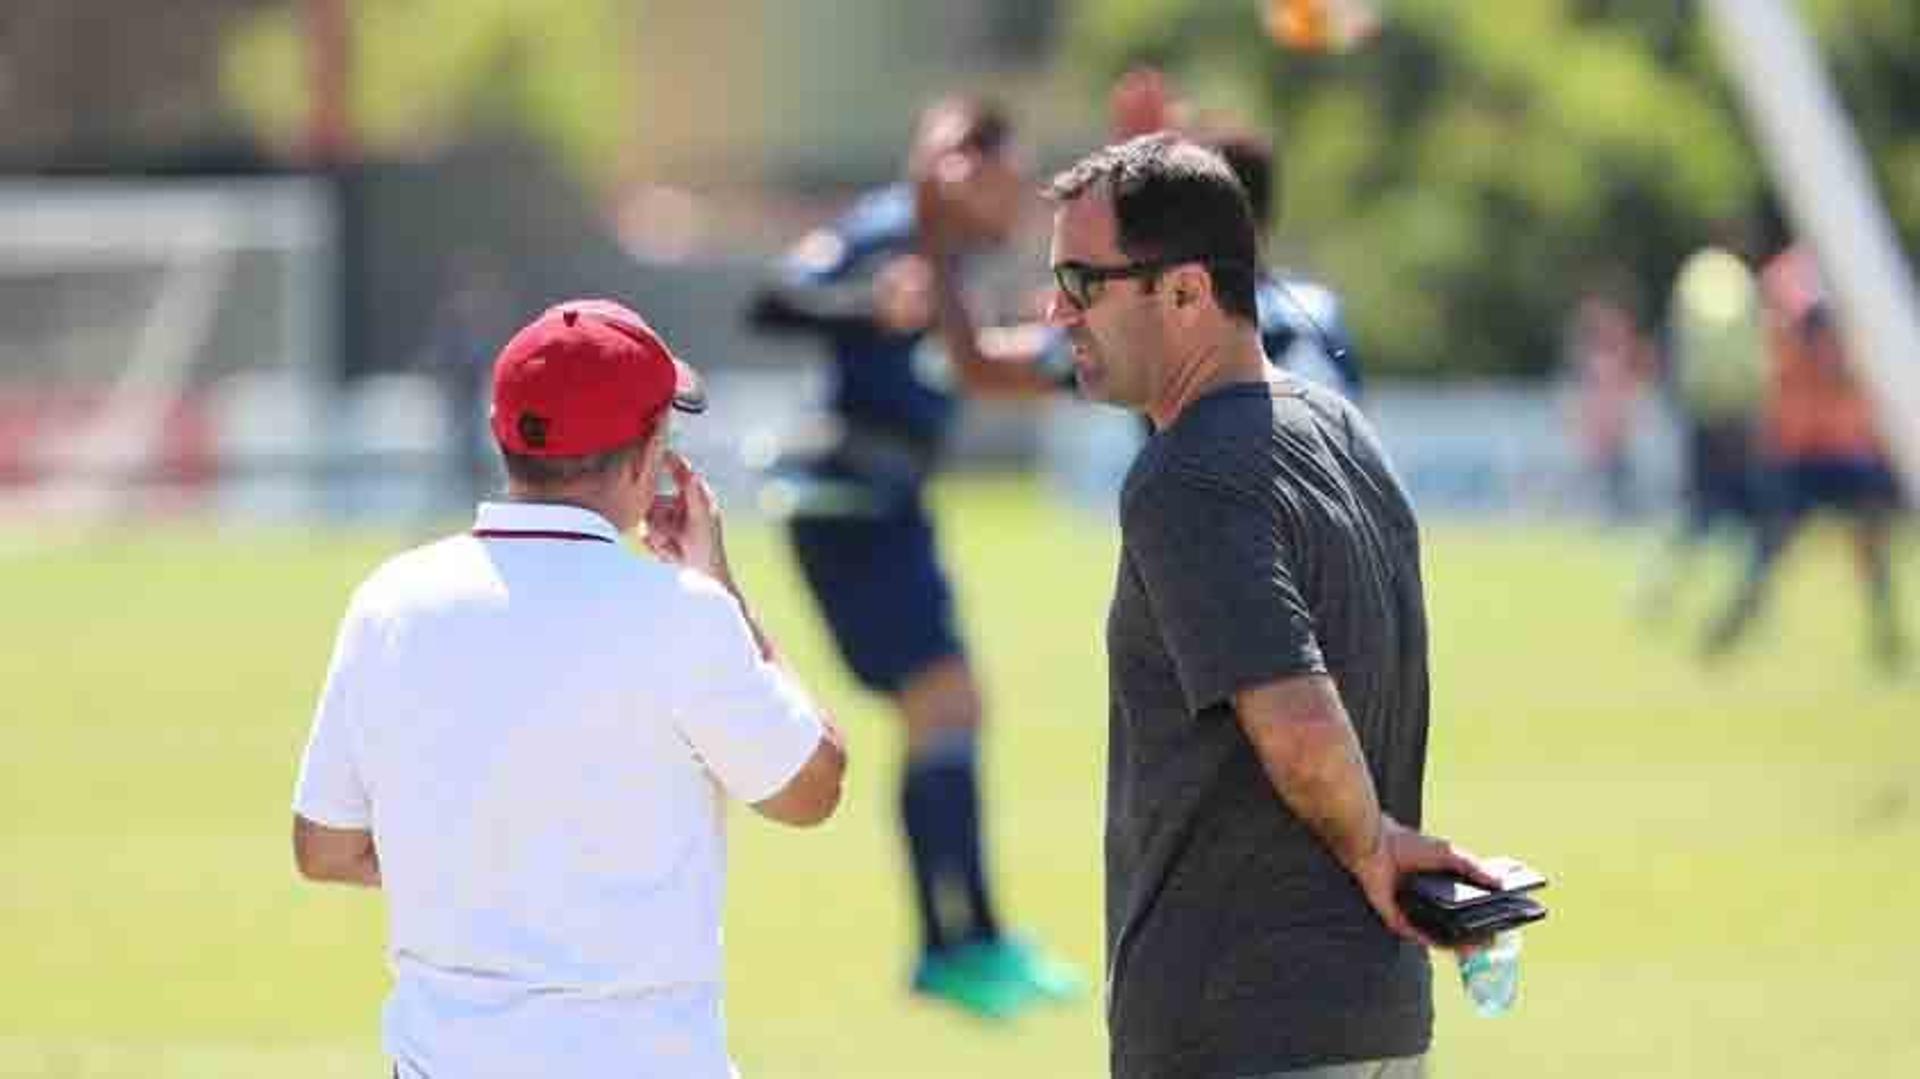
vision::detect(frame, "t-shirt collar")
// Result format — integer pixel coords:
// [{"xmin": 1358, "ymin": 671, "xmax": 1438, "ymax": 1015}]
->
[{"xmin": 472, "ymin": 501, "xmax": 622, "ymax": 543}]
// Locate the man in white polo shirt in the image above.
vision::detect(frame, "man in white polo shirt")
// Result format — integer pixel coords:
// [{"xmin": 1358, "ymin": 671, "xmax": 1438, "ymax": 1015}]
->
[{"xmin": 292, "ymin": 298, "xmax": 846, "ymax": 1079}]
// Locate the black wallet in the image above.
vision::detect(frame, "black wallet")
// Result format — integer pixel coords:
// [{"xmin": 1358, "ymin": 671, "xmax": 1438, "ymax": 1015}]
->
[{"xmin": 1396, "ymin": 856, "xmax": 1549, "ymax": 945}]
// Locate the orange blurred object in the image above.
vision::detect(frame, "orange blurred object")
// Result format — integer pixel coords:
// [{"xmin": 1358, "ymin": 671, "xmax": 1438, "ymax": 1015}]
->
[{"xmin": 1263, "ymin": 0, "xmax": 1382, "ymax": 53}]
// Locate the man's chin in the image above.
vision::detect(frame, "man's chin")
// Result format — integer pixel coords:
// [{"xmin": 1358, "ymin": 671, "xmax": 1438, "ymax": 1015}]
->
[{"xmin": 1072, "ymin": 367, "xmax": 1104, "ymax": 399}]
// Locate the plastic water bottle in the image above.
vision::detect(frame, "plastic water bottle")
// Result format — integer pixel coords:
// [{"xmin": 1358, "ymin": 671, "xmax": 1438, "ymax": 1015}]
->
[{"xmin": 1457, "ymin": 930, "xmax": 1523, "ymax": 1017}]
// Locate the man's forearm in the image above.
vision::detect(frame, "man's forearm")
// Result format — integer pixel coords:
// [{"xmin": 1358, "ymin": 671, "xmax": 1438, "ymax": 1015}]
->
[
  {"xmin": 721, "ymin": 574, "xmax": 845, "ymax": 751},
  {"xmin": 925, "ymin": 256, "xmax": 1057, "ymax": 398},
  {"xmin": 746, "ymin": 283, "xmax": 878, "ymax": 336},
  {"xmin": 926, "ymin": 254, "xmax": 986, "ymax": 372},
  {"xmin": 1235, "ymin": 680, "xmax": 1386, "ymax": 874}
]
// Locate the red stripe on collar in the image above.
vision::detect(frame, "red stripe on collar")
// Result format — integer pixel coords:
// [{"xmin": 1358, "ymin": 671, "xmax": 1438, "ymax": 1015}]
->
[{"xmin": 471, "ymin": 529, "xmax": 615, "ymax": 543}]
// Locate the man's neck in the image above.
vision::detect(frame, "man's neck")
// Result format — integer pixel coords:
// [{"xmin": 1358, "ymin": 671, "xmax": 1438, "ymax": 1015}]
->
[
  {"xmin": 502, "ymin": 487, "xmax": 627, "ymax": 531},
  {"xmin": 1146, "ymin": 325, "xmax": 1271, "ymax": 430}
]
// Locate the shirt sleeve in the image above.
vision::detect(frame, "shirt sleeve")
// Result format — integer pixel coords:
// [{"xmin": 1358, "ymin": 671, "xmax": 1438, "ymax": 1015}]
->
[
  {"xmin": 778, "ymin": 226, "xmax": 857, "ymax": 286},
  {"xmin": 292, "ymin": 591, "xmax": 377, "ymax": 829},
  {"xmin": 668, "ymin": 577, "xmax": 827, "ymax": 805},
  {"xmin": 1123, "ymin": 467, "xmax": 1325, "ymax": 716}
]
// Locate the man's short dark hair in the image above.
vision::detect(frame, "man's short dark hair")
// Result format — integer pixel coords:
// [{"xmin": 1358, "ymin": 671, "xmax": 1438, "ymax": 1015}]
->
[
  {"xmin": 500, "ymin": 436, "xmax": 647, "ymax": 490},
  {"xmin": 1046, "ymin": 134, "xmax": 1260, "ymax": 323}
]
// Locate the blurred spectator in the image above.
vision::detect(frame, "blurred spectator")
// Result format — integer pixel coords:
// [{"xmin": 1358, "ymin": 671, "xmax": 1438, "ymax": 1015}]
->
[
  {"xmin": 426, "ymin": 253, "xmax": 515, "ymax": 507},
  {"xmin": 1639, "ymin": 240, "xmax": 1768, "ymax": 619},
  {"xmin": 1563, "ymin": 279, "xmax": 1656, "ymax": 521},
  {"xmin": 1704, "ymin": 243, "xmax": 1907, "ymax": 670}
]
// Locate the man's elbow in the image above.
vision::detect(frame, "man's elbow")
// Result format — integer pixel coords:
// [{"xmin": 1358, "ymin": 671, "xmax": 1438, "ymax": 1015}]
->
[
  {"xmin": 294, "ymin": 843, "xmax": 345, "ymax": 883},
  {"xmin": 787, "ymin": 739, "xmax": 849, "ymax": 827},
  {"xmin": 292, "ymin": 817, "xmax": 375, "ymax": 883},
  {"xmin": 784, "ymin": 784, "xmax": 844, "ymax": 829},
  {"xmin": 755, "ymin": 740, "xmax": 847, "ymax": 828}
]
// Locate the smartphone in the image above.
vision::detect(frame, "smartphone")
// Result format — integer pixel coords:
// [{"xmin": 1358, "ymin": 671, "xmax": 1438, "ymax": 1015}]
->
[{"xmin": 1402, "ymin": 857, "xmax": 1548, "ymax": 910}]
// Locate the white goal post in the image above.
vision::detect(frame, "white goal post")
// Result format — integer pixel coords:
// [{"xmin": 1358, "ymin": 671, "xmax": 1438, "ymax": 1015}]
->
[
  {"xmin": 1703, "ymin": 0, "xmax": 1920, "ymax": 504},
  {"xmin": 0, "ymin": 177, "xmax": 337, "ymax": 523}
]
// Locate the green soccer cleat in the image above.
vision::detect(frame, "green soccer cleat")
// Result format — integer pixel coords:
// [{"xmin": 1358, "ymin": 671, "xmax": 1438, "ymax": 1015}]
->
[
  {"xmin": 911, "ymin": 945, "xmax": 1036, "ymax": 1021},
  {"xmin": 969, "ymin": 935, "xmax": 1085, "ymax": 1004}
]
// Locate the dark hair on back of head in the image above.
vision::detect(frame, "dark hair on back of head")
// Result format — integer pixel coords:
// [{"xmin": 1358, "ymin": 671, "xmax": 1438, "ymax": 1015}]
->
[
  {"xmin": 920, "ymin": 94, "xmax": 1013, "ymax": 157},
  {"xmin": 1045, "ymin": 134, "xmax": 1260, "ymax": 322}
]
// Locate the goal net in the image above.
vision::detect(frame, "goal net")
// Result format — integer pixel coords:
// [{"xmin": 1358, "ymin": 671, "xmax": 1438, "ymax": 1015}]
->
[{"xmin": 0, "ymin": 177, "xmax": 337, "ymax": 527}]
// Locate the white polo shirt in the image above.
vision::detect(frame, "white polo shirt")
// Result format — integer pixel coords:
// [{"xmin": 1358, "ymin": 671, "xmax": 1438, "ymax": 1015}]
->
[{"xmin": 294, "ymin": 501, "xmax": 825, "ymax": 1079}]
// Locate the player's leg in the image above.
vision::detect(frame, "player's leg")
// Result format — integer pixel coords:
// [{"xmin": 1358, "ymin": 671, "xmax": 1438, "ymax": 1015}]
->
[
  {"xmin": 1841, "ymin": 463, "xmax": 1907, "ymax": 671},
  {"xmin": 1639, "ymin": 419, "xmax": 1718, "ymax": 620},
  {"xmin": 787, "ymin": 504, "xmax": 1055, "ymax": 1019},
  {"xmin": 894, "ymin": 649, "xmax": 1082, "ymax": 1009},
  {"xmin": 1704, "ymin": 460, "xmax": 1803, "ymax": 657},
  {"xmin": 896, "ymin": 651, "xmax": 997, "ymax": 945}
]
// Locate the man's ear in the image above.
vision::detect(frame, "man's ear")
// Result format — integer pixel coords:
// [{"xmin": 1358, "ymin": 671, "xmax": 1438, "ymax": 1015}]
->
[{"xmin": 1169, "ymin": 263, "xmax": 1210, "ymax": 311}]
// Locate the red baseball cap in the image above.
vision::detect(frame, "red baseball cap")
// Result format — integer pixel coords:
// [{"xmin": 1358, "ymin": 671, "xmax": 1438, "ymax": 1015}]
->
[{"xmin": 490, "ymin": 298, "xmax": 706, "ymax": 457}]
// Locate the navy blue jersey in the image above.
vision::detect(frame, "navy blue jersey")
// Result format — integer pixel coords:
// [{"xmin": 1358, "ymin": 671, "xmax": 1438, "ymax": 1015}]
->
[
  {"xmin": 1042, "ymin": 271, "xmax": 1363, "ymax": 401},
  {"xmin": 767, "ymin": 185, "xmax": 958, "ymax": 448},
  {"xmin": 1255, "ymin": 273, "xmax": 1364, "ymax": 401}
]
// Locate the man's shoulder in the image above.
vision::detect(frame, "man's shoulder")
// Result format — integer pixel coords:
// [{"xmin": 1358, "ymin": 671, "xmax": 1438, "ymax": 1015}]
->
[
  {"xmin": 781, "ymin": 186, "xmax": 913, "ymax": 285},
  {"xmin": 1120, "ymin": 395, "xmax": 1278, "ymax": 518},
  {"xmin": 1158, "ymin": 382, "xmax": 1303, "ymax": 463},
  {"xmin": 1258, "ymin": 274, "xmax": 1340, "ymax": 322},
  {"xmin": 361, "ymin": 535, "xmax": 724, "ymax": 608},
  {"xmin": 350, "ymin": 533, "xmax": 480, "ymax": 608},
  {"xmin": 834, "ymin": 185, "xmax": 916, "ymax": 255}
]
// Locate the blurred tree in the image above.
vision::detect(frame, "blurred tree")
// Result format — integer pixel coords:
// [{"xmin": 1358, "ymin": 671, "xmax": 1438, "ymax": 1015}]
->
[
  {"xmin": 1063, "ymin": 0, "xmax": 1919, "ymax": 378},
  {"xmin": 222, "ymin": 0, "xmax": 635, "ymax": 187},
  {"xmin": 0, "ymin": 0, "xmax": 275, "ymax": 163}
]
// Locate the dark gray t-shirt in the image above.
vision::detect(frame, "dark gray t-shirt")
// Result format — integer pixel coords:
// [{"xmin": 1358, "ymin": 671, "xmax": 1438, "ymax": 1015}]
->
[{"xmin": 1106, "ymin": 377, "xmax": 1432, "ymax": 1078}]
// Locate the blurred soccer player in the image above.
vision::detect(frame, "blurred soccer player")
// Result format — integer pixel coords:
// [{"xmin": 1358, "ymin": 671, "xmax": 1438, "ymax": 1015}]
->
[
  {"xmin": 1639, "ymin": 239, "xmax": 1768, "ymax": 619},
  {"xmin": 745, "ymin": 96, "xmax": 1079, "ymax": 1020},
  {"xmin": 1705, "ymin": 243, "xmax": 1908, "ymax": 669}
]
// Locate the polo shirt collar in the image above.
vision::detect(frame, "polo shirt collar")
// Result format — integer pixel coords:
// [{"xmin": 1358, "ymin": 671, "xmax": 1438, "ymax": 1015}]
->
[{"xmin": 473, "ymin": 501, "xmax": 622, "ymax": 543}]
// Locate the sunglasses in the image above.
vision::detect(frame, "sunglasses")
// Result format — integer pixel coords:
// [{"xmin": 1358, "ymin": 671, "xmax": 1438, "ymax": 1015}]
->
[{"xmin": 1052, "ymin": 256, "xmax": 1239, "ymax": 311}]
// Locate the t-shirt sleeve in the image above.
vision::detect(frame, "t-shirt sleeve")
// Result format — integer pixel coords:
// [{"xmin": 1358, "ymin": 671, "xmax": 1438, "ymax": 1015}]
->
[
  {"xmin": 778, "ymin": 226, "xmax": 858, "ymax": 286},
  {"xmin": 292, "ymin": 591, "xmax": 377, "ymax": 829},
  {"xmin": 1123, "ymin": 468, "xmax": 1325, "ymax": 715},
  {"xmin": 669, "ymin": 577, "xmax": 827, "ymax": 805}
]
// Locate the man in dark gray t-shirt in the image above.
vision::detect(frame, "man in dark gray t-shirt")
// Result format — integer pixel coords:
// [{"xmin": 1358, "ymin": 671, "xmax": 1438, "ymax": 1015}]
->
[{"xmin": 1044, "ymin": 135, "xmax": 1493, "ymax": 1079}]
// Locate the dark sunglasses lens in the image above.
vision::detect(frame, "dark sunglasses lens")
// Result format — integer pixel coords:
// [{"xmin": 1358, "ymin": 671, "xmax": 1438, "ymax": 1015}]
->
[{"xmin": 1056, "ymin": 265, "xmax": 1089, "ymax": 308}]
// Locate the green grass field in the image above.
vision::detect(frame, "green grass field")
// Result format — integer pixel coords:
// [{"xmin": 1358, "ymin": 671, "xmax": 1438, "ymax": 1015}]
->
[{"xmin": 5, "ymin": 475, "xmax": 1917, "ymax": 1077}]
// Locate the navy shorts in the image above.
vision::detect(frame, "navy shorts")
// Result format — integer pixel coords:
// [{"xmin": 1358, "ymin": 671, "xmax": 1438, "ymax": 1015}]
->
[
  {"xmin": 1685, "ymin": 419, "xmax": 1761, "ymax": 524},
  {"xmin": 788, "ymin": 490, "xmax": 962, "ymax": 693},
  {"xmin": 1777, "ymin": 457, "xmax": 1902, "ymax": 516}
]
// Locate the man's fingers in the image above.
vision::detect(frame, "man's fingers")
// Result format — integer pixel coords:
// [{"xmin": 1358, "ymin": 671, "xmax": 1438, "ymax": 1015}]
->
[
  {"xmin": 646, "ymin": 493, "xmax": 684, "ymax": 532},
  {"xmin": 677, "ymin": 464, "xmax": 720, "ymax": 525},
  {"xmin": 1367, "ymin": 885, "xmax": 1430, "ymax": 947},
  {"xmin": 1446, "ymin": 846, "xmax": 1500, "ymax": 889}
]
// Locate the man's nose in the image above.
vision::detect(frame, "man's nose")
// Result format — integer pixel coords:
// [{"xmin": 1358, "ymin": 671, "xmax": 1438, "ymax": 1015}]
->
[{"xmin": 1044, "ymin": 290, "xmax": 1081, "ymax": 328}]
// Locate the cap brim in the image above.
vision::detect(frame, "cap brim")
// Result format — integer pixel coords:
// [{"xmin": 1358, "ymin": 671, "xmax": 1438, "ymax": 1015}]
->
[{"xmin": 670, "ymin": 359, "xmax": 707, "ymax": 414}]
